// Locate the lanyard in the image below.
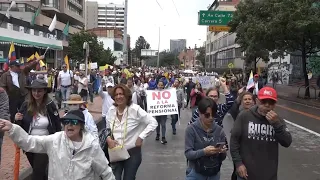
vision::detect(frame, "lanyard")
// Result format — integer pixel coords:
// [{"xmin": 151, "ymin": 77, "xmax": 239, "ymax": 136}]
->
[{"xmin": 111, "ymin": 109, "xmax": 128, "ymax": 147}]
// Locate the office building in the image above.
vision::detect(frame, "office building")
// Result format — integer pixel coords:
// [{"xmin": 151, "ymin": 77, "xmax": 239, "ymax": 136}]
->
[
  {"xmin": 170, "ymin": 39, "xmax": 186, "ymax": 54},
  {"xmin": 85, "ymin": 2, "xmax": 125, "ymax": 31},
  {"xmin": 0, "ymin": 0, "xmax": 85, "ymax": 67}
]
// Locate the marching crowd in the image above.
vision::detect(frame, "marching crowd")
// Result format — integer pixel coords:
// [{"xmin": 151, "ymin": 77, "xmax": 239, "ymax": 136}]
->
[{"xmin": 0, "ymin": 58, "xmax": 292, "ymax": 180}]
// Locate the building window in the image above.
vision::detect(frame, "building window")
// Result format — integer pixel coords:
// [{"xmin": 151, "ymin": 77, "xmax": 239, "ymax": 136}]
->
[{"xmin": 235, "ymin": 47, "xmax": 243, "ymax": 57}]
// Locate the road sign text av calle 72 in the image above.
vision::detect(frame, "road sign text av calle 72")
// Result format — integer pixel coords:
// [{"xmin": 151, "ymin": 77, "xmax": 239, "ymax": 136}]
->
[{"xmin": 198, "ymin": 11, "xmax": 234, "ymax": 26}]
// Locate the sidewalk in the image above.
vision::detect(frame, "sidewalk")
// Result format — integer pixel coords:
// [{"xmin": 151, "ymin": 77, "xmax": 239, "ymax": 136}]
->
[
  {"xmin": 0, "ymin": 96, "xmax": 103, "ymax": 180},
  {"xmin": 267, "ymin": 84, "xmax": 320, "ymax": 108}
]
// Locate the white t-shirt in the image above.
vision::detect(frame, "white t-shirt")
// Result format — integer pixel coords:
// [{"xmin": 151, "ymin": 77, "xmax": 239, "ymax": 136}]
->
[{"xmin": 58, "ymin": 70, "xmax": 73, "ymax": 86}]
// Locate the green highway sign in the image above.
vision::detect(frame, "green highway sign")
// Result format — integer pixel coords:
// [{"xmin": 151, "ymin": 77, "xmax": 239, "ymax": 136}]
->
[{"xmin": 198, "ymin": 10, "xmax": 234, "ymax": 26}]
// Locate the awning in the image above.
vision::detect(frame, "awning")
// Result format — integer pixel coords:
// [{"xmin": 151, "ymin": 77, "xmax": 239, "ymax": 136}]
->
[
  {"xmin": 0, "ymin": 27, "xmax": 63, "ymax": 50},
  {"xmin": 0, "ymin": 37, "xmax": 63, "ymax": 50}
]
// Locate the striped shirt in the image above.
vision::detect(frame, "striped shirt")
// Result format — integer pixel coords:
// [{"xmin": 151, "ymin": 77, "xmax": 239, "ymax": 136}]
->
[{"xmin": 188, "ymin": 93, "xmax": 234, "ymax": 126}]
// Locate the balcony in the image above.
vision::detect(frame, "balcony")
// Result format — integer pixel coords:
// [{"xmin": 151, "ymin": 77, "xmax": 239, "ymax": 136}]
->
[
  {"xmin": 41, "ymin": 0, "xmax": 60, "ymax": 13},
  {"xmin": 68, "ymin": 0, "xmax": 83, "ymax": 10}
]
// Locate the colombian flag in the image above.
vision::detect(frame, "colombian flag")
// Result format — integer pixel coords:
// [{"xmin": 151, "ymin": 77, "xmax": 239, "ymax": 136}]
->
[
  {"xmin": 8, "ymin": 42, "xmax": 16, "ymax": 61},
  {"xmin": 3, "ymin": 42, "xmax": 16, "ymax": 71}
]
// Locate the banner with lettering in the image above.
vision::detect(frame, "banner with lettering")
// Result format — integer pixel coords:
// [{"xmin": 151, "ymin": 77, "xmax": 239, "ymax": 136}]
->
[{"xmin": 146, "ymin": 88, "xmax": 178, "ymax": 116}]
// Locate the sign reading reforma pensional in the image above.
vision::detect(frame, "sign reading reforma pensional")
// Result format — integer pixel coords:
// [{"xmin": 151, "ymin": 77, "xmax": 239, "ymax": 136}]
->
[
  {"xmin": 198, "ymin": 10, "xmax": 234, "ymax": 26},
  {"xmin": 146, "ymin": 88, "xmax": 178, "ymax": 116}
]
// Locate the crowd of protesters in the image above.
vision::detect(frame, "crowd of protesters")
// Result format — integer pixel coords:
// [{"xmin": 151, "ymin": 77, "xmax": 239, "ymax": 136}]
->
[{"xmin": 0, "ymin": 57, "xmax": 292, "ymax": 180}]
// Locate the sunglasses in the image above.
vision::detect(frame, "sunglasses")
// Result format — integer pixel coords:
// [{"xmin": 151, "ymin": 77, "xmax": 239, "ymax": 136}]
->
[
  {"xmin": 204, "ymin": 113, "xmax": 213, "ymax": 119},
  {"xmin": 62, "ymin": 119, "xmax": 80, "ymax": 126}
]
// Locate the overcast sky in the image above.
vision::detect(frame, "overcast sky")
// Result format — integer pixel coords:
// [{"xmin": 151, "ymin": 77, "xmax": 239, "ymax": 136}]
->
[{"xmin": 93, "ymin": 0, "xmax": 212, "ymax": 50}]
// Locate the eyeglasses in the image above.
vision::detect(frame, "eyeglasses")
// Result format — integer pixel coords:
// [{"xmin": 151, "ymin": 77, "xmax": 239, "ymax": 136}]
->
[{"xmin": 62, "ymin": 119, "xmax": 80, "ymax": 126}]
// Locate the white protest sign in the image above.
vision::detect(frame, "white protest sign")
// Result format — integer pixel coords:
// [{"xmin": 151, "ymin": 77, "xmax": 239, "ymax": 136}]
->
[{"xmin": 146, "ymin": 88, "xmax": 178, "ymax": 116}]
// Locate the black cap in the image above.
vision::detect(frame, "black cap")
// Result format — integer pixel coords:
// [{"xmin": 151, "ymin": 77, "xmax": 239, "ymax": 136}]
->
[
  {"xmin": 9, "ymin": 61, "xmax": 21, "ymax": 66},
  {"xmin": 60, "ymin": 110, "xmax": 85, "ymax": 123},
  {"xmin": 26, "ymin": 79, "xmax": 49, "ymax": 89}
]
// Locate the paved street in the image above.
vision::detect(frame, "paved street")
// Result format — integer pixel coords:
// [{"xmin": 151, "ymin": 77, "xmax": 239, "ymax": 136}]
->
[{"xmin": 1, "ymin": 88, "xmax": 320, "ymax": 180}]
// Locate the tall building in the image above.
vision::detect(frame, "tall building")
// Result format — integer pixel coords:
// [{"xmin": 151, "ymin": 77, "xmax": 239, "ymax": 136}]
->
[
  {"xmin": 170, "ymin": 39, "xmax": 186, "ymax": 54},
  {"xmin": 0, "ymin": 0, "xmax": 85, "ymax": 68},
  {"xmin": 85, "ymin": 2, "xmax": 125, "ymax": 31}
]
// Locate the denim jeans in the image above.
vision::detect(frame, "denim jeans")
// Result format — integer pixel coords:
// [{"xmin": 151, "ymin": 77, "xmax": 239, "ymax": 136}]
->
[
  {"xmin": 111, "ymin": 147, "xmax": 142, "ymax": 180},
  {"xmin": 60, "ymin": 86, "xmax": 71, "ymax": 108},
  {"xmin": 186, "ymin": 169, "xmax": 221, "ymax": 180},
  {"xmin": 171, "ymin": 106, "xmax": 181, "ymax": 132},
  {"xmin": 0, "ymin": 136, "xmax": 3, "ymax": 165},
  {"xmin": 156, "ymin": 115, "xmax": 167, "ymax": 137}
]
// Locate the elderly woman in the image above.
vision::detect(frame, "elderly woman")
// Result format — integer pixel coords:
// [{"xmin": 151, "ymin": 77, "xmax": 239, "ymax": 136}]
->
[
  {"xmin": 185, "ymin": 98, "xmax": 228, "ymax": 180},
  {"xmin": 15, "ymin": 79, "xmax": 61, "ymax": 180},
  {"xmin": 0, "ymin": 110, "xmax": 115, "ymax": 180},
  {"xmin": 106, "ymin": 84, "xmax": 158, "ymax": 180},
  {"xmin": 63, "ymin": 94, "xmax": 98, "ymax": 138}
]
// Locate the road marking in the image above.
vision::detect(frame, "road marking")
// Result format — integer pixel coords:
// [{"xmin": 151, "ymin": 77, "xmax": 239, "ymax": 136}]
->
[
  {"xmin": 276, "ymin": 104, "xmax": 320, "ymax": 121},
  {"xmin": 279, "ymin": 99, "xmax": 320, "ymax": 110},
  {"xmin": 284, "ymin": 119, "xmax": 320, "ymax": 137}
]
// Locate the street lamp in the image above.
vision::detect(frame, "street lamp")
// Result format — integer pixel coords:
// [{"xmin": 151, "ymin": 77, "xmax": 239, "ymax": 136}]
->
[
  {"xmin": 156, "ymin": 25, "xmax": 166, "ymax": 67},
  {"xmin": 83, "ymin": 41, "xmax": 91, "ymax": 76}
]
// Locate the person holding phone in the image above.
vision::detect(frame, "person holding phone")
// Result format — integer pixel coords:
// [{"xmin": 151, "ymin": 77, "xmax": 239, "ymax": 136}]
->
[{"xmin": 185, "ymin": 98, "xmax": 228, "ymax": 179}]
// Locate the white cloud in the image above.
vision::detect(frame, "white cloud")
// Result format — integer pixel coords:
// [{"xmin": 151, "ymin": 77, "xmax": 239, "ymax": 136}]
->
[{"xmin": 94, "ymin": 0, "xmax": 212, "ymax": 50}]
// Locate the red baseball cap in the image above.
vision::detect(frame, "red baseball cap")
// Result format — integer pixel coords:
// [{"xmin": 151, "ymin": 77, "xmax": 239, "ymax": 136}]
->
[
  {"xmin": 258, "ymin": 87, "xmax": 277, "ymax": 101},
  {"xmin": 254, "ymin": 74, "xmax": 259, "ymax": 78}
]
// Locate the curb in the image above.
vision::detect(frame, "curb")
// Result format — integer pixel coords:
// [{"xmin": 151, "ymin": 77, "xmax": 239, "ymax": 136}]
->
[
  {"xmin": 20, "ymin": 116, "xmax": 104, "ymax": 180},
  {"xmin": 278, "ymin": 95, "xmax": 320, "ymax": 108}
]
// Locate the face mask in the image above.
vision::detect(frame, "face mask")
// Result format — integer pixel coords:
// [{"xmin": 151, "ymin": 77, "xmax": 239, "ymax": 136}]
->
[{"xmin": 68, "ymin": 104, "xmax": 79, "ymax": 111}]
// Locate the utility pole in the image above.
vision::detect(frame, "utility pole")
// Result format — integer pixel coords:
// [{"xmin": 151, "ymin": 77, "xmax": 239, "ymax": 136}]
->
[
  {"xmin": 123, "ymin": 0, "xmax": 128, "ymax": 64},
  {"xmin": 157, "ymin": 26, "xmax": 160, "ymax": 67}
]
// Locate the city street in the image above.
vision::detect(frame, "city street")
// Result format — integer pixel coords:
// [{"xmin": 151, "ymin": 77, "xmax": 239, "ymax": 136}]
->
[
  {"xmin": 136, "ymin": 97, "xmax": 320, "ymax": 180},
  {"xmin": 1, "ymin": 94, "xmax": 320, "ymax": 180}
]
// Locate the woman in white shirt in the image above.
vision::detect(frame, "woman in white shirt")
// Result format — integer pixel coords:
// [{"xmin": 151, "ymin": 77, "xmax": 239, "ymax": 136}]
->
[
  {"xmin": 78, "ymin": 71, "xmax": 89, "ymax": 102},
  {"xmin": 106, "ymin": 84, "xmax": 158, "ymax": 180}
]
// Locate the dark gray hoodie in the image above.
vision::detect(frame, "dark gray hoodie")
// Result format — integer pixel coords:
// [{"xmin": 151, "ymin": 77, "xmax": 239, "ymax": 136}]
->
[
  {"xmin": 185, "ymin": 119, "xmax": 227, "ymax": 169},
  {"xmin": 230, "ymin": 105, "xmax": 292, "ymax": 180}
]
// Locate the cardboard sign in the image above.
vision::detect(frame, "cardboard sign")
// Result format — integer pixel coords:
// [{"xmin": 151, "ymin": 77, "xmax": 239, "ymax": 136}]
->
[{"xmin": 146, "ymin": 88, "xmax": 178, "ymax": 116}]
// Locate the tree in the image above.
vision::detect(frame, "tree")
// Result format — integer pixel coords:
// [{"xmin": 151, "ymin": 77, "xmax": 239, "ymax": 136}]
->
[
  {"xmin": 134, "ymin": 36, "xmax": 150, "ymax": 63},
  {"xmin": 229, "ymin": 0, "xmax": 320, "ymax": 97},
  {"xmin": 99, "ymin": 48, "xmax": 117, "ymax": 66},
  {"xmin": 68, "ymin": 30, "xmax": 117, "ymax": 66},
  {"xmin": 307, "ymin": 56, "xmax": 320, "ymax": 75},
  {"xmin": 196, "ymin": 46, "xmax": 205, "ymax": 67},
  {"xmin": 159, "ymin": 50, "xmax": 180, "ymax": 67}
]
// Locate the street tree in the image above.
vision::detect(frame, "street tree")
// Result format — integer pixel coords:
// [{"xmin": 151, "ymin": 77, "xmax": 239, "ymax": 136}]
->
[
  {"xmin": 99, "ymin": 48, "xmax": 117, "ymax": 66},
  {"xmin": 196, "ymin": 46, "xmax": 205, "ymax": 67},
  {"xmin": 159, "ymin": 50, "xmax": 180, "ymax": 67},
  {"xmin": 68, "ymin": 30, "xmax": 104, "ymax": 64},
  {"xmin": 134, "ymin": 36, "xmax": 150, "ymax": 62},
  {"xmin": 229, "ymin": 0, "xmax": 320, "ymax": 97}
]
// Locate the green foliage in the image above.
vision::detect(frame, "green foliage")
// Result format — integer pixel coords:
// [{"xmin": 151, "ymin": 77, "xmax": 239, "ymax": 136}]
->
[
  {"xmin": 196, "ymin": 46, "xmax": 205, "ymax": 66},
  {"xmin": 99, "ymin": 48, "xmax": 117, "ymax": 66},
  {"xmin": 229, "ymin": 0, "xmax": 320, "ymax": 96},
  {"xmin": 307, "ymin": 56, "xmax": 320, "ymax": 75},
  {"xmin": 134, "ymin": 36, "xmax": 150, "ymax": 61},
  {"xmin": 68, "ymin": 30, "xmax": 116, "ymax": 65},
  {"xmin": 159, "ymin": 50, "xmax": 180, "ymax": 67}
]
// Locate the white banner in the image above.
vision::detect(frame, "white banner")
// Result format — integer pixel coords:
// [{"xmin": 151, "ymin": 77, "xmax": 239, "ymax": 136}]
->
[{"xmin": 146, "ymin": 88, "xmax": 178, "ymax": 116}]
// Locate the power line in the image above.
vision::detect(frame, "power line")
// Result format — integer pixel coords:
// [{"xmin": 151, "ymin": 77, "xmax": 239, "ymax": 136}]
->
[
  {"xmin": 155, "ymin": 0, "xmax": 163, "ymax": 10},
  {"xmin": 171, "ymin": 0, "xmax": 180, "ymax": 17}
]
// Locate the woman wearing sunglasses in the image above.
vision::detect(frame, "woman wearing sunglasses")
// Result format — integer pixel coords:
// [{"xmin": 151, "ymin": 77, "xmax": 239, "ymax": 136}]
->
[
  {"xmin": 185, "ymin": 97, "xmax": 228, "ymax": 180},
  {"xmin": 0, "ymin": 110, "xmax": 115, "ymax": 180},
  {"xmin": 14, "ymin": 79, "xmax": 61, "ymax": 180}
]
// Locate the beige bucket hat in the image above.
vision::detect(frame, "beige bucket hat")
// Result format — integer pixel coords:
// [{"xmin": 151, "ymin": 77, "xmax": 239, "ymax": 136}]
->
[{"xmin": 62, "ymin": 94, "xmax": 85, "ymax": 104}]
